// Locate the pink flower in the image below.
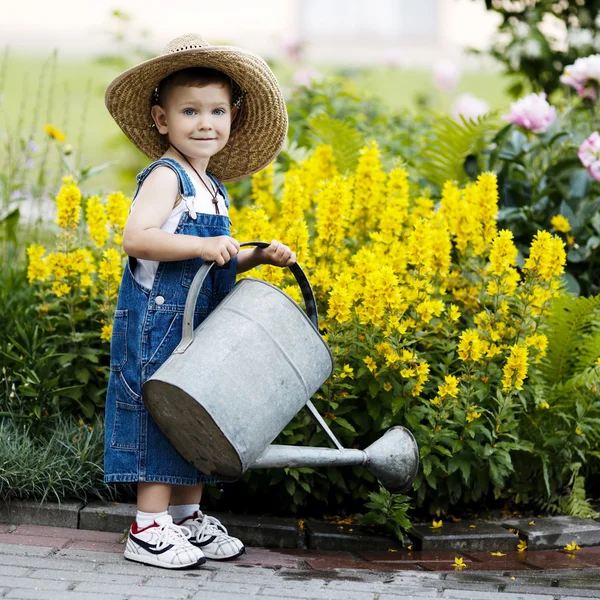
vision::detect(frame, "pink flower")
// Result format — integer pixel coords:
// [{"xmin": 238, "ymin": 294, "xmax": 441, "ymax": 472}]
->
[
  {"xmin": 292, "ymin": 67, "xmax": 323, "ymax": 88},
  {"xmin": 433, "ymin": 59, "xmax": 461, "ymax": 93},
  {"xmin": 281, "ymin": 34, "xmax": 303, "ymax": 63},
  {"xmin": 578, "ymin": 132, "xmax": 600, "ymax": 181},
  {"xmin": 451, "ymin": 94, "xmax": 490, "ymax": 122},
  {"xmin": 504, "ymin": 93, "xmax": 556, "ymax": 134},
  {"xmin": 560, "ymin": 55, "xmax": 600, "ymax": 99}
]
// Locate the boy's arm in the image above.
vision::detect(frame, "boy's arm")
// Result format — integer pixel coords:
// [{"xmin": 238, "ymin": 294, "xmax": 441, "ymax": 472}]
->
[{"xmin": 122, "ymin": 167, "xmax": 238, "ymax": 265}]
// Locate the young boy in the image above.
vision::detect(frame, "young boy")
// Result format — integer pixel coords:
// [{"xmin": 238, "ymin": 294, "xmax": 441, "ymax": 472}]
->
[{"xmin": 104, "ymin": 33, "xmax": 293, "ymax": 569}]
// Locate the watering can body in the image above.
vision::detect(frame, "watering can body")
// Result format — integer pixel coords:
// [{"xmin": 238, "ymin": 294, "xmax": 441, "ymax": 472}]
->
[
  {"xmin": 143, "ymin": 274, "xmax": 333, "ymax": 480},
  {"xmin": 143, "ymin": 242, "xmax": 419, "ymax": 492}
]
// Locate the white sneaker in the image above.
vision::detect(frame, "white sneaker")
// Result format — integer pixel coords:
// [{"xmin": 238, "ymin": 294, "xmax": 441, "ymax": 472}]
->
[
  {"xmin": 124, "ymin": 514, "xmax": 206, "ymax": 569},
  {"xmin": 180, "ymin": 511, "xmax": 245, "ymax": 560}
]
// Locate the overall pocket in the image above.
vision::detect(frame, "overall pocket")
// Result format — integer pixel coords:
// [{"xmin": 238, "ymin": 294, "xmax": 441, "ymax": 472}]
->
[{"xmin": 109, "ymin": 309, "xmax": 128, "ymax": 372}]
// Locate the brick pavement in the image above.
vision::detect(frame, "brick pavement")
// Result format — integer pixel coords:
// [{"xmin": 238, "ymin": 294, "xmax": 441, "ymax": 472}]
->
[{"xmin": 2, "ymin": 525, "xmax": 600, "ymax": 598}]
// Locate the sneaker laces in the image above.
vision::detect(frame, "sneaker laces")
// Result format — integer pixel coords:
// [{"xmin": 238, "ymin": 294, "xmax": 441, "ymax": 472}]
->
[
  {"xmin": 155, "ymin": 520, "xmax": 193, "ymax": 551},
  {"xmin": 191, "ymin": 511, "xmax": 228, "ymax": 543}
]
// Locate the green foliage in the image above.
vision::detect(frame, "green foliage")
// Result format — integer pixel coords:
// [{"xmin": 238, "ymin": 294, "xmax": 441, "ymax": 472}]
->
[
  {"xmin": 479, "ymin": 0, "xmax": 600, "ymax": 97},
  {"xmin": 418, "ymin": 112, "xmax": 501, "ymax": 190},
  {"xmin": 0, "ymin": 264, "xmax": 109, "ymax": 420},
  {"xmin": 0, "ymin": 416, "xmax": 121, "ymax": 503},
  {"xmin": 308, "ymin": 114, "xmax": 364, "ymax": 174},
  {"xmin": 360, "ymin": 487, "xmax": 412, "ymax": 543}
]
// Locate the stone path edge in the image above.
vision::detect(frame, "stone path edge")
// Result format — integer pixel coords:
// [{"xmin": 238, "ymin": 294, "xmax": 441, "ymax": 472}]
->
[{"xmin": 2, "ymin": 499, "xmax": 600, "ymax": 553}]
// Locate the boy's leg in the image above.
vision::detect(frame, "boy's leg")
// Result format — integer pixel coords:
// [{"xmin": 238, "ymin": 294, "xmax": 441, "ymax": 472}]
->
[
  {"xmin": 124, "ymin": 482, "xmax": 205, "ymax": 569},
  {"xmin": 171, "ymin": 483, "xmax": 245, "ymax": 561}
]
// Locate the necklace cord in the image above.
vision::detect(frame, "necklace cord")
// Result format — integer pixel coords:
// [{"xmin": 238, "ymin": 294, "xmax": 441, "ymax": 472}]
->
[{"xmin": 170, "ymin": 144, "xmax": 220, "ymax": 215}]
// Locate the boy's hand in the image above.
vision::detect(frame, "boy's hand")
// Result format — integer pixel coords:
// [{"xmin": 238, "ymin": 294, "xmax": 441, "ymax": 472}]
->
[
  {"xmin": 258, "ymin": 240, "xmax": 296, "ymax": 267},
  {"xmin": 197, "ymin": 236, "xmax": 240, "ymax": 266}
]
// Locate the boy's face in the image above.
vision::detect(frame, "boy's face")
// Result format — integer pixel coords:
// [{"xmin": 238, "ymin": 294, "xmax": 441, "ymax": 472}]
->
[{"xmin": 151, "ymin": 83, "xmax": 235, "ymax": 162}]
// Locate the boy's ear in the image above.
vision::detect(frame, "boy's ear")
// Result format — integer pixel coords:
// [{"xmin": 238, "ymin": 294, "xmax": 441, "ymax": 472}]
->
[
  {"xmin": 230, "ymin": 105, "xmax": 239, "ymax": 126},
  {"xmin": 151, "ymin": 105, "xmax": 169, "ymax": 134}
]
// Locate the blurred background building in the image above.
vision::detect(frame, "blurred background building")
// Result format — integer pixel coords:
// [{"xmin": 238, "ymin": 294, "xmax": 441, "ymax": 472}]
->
[{"xmin": 1, "ymin": 0, "xmax": 498, "ymax": 66}]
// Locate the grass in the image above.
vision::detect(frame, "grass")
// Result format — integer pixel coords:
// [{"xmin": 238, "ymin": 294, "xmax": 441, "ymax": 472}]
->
[
  {"xmin": 0, "ymin": 415, "xmax": 126, "ymax": 503},
  {"xmin": 1, "ymin": 53, "xmax": 512, "ymax": 195}
]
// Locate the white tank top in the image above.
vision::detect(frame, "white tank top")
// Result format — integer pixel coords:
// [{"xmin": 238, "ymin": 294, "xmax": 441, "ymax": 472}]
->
[{"xmin": 132, "ymin": 176, "xmax": 228, "ymax": 290}]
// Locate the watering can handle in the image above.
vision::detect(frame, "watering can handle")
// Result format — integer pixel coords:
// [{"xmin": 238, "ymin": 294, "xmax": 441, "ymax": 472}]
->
[{"xmin": 178, "ymin": 241, "xmax": 320, "ymax": 353}]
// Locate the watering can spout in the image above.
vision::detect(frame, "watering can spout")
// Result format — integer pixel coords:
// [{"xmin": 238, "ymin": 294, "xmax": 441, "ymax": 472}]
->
[{"xmin": 250, "ymin": 427, "xmax": 419, "ymax": 494}]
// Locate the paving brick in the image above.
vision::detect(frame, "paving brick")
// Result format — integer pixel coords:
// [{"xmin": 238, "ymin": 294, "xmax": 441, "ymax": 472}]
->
[
  {"xmin": 411, "ymin": 521, "xmax": 518, "ymax": 553},
  {"xmin": 0, "ymin": 566, "xmax": 29, "ymax": 576},
  {"xmin": 502, "ymin": 516, "xmax": 600, "ymax": 550},
  {"xmin": 0, "ymin": 534, "xmax": 71, "ymax": 549},
  {"xmin": 189, "ymin": 593, "xmax": 263, "ymax": 600},
  {"xmin": 62, "ymin": 539, "xmax": 124, "ymax": 553},
  {"xmin": 523, "ymin": 549, "xmax": 597, "ymax": 570},
  {"xmin": 357, "ymin": 550, "xmax": 471, "ymax": 564},
  {"xmin": 442, "ymin": 591, "xmax": 554, "ymax": 599},
  {"xmin": 13, "ymin": 524, "xmax": 122, "ymax": 543},
  {"xmin": 29, "ymin": 567, "xmax": 144, "ymax": 585},
  {"xmin": 72, "ymin": 580, "xmax": 192, "ymax": 598},
  {"xmin": 261, "ymin": 587, "xmax": 376, "ymax": 600},
  {"xmin": 94, "ymin": 560, "xmax": 216, "ymax": 578},
  {"xmin": 0, "ymin": 575, "xmax": 70, "ymax": 591},
  {"xmin": 0, "ymin": 543, "xmax": 55, "ymax": 557},
  {"xmin": 78, "ymin": 501, "xmax": 135, "ymax": 534},
  {"xmin": 54, "ymin": 548, "xmax": 124, "ymax": 562},
  {"xmin": 0, "ymin": 500, "xmax": 82, "ymax": 529},
  {"xmin": 5, "ymin": 591, "xmax": 124, "ymax": 600},
  {"xmin": 233, "ymin": 547, "xmax": 303, "ymax": 568}
]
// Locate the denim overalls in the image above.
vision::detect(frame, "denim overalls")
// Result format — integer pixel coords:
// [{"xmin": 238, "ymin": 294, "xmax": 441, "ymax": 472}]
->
[{"xmin": 104, "ymin": 158, "xmax": 237, "ymax": 485}]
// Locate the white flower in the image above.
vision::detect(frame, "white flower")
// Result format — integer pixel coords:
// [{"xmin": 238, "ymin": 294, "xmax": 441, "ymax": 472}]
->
[
  {"xmin": 451, "ymin": 94, "xmax": 490, "ymax": 122},
  {"xmin": 432, "ymin": 59, "xmax": 461, "ymax": 93},
  {"xmin": 568, "ymin": 28, "xmax": 594, "ymax": 50},
  {"xmin": 560, "ymin": 54, "xmax": 600, "ymax": 99},
  {"xmin": 523, "ymin": 39, "xmax": 542, "ymax": 58}
]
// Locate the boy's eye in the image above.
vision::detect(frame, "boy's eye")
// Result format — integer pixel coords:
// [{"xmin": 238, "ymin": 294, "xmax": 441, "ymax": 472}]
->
[{"xmin": 183, "ymin": 109, "xmax": 196, "ymax": 116}]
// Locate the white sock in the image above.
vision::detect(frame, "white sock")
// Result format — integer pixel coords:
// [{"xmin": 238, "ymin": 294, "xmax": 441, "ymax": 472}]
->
[
  {"xmin": 168, "ymin": 504, "xmax": 199, "ymax": 523},
  {"xmin": 136, "ymin": 509, "xmax": 168, "ymax": 529}
]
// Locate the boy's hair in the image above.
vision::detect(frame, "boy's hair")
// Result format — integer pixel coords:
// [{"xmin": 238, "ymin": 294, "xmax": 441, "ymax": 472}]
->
[{"xmin": 154, "ymin": 67, "xmax": 243, "ymax": 111}]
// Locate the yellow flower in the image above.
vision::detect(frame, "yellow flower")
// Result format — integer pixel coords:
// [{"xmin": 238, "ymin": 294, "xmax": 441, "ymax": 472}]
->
[
  {"xmin": 100, "ymin": 322, "xmax": 113, "ymax": 341},
  {"xmin": 340, "ymin": 364, "xmax": 354, "ymax": 379},
  {"xmin": 458, "ymin": 330, "xmax": 485, "ymax": 363},
  {"xmin": 490, "ymin": 551, "xmax": 506, "ymax": 557},
  {"xmin": 44, "ymin": 124, "xmax": 66, "ymax": 142},
  {"xmin": 430, "ymin": 397, "xmax": 442, "ymax": 406},
  {"xmin": 86, "ymin": 195, "xmax": 109, "ymax": 248},
  {"xmin": 26, "ymin": 244, "xmax": 50, "ymax": 283},
  {"xmin": 106, "ymin": 192, "xmax": 130, "ymax": 234},
  {"xmin": 437, "ymin": 375, "xmax": 459, "ymax": 399},
  {"xmin": 502, "ymin": 344, "xmax": 529, "ymax": 392},
  {"xmin": 576, "ymin": 427, "xmax": 583, "ymax": 436},
  {"xmin": 453, "ymin": 557, "xmax": 466, "ymax": 569},
  {"xmin": 363, "ymin": 356, "xmax": 377, "ymax": 373},
  {"xmin": 595, "ymin": 357, "xmax": 600, "ymax": 366},
  {"xmin": 517, "ymin": 540, "xmax": 527, "ymax": 552},
  {"xmin": 51, "ymin": 281, "xmax": 71, "ymax": 297},
  {"xmin": 488, "ymin": 229, "xmax": 518, "ymax": 276},
  {"xmin": 540, "ymin": 401, "xmax": 550, "ymax": 409},
  {"xmin": 383, "ymin": 382, "xmax": 392, "ymax": 392},
  {"xmin": 448, "ymin": 304, "xmax": 461, "ymax": 322},
  {"xmin": 564, "ymin": 541, "xmax": 580, "ymax": 551},
  {"xmin": 551, "ymin": 214, "xmax": 571, "ymax": 233},
  {"xmin": 523, "ymin": 230, "xmax": 566, "ymax": 281},
  {"xmin": 55, "ymin": 182, "xmax": 82, "ymax": 230},
  {"xmin": 430, "ymin": 519, "xmax": 443, "ymax": 529},
  {"xmin": 466, "ymin": 406, "xmax": 482, "ymax": 423}
]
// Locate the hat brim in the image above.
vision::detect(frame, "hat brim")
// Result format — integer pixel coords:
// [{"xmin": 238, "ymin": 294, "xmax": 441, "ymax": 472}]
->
[{"xmin": 105, "ymin": 46, "xmax": 288, "ymax": 182}]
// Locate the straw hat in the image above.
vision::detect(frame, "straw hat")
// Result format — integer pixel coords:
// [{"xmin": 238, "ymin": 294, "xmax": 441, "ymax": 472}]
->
[{"xmin": 105, "ymin": 33, "xmax": 288, "ymax": 182}]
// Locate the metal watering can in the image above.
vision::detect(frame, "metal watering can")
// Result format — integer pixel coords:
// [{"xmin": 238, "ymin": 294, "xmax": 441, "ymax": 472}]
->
[{"xmin": 143, "ymin": 242, "xmax": 419, "ymax": 493}]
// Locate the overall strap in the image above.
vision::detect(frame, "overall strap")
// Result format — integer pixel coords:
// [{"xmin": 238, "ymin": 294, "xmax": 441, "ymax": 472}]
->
[
  {"xmin": 133, "ymin": 158, "xmax": 197, "ymax": 203},
  {"xmin": 207, "ymin": 172, "xmax": 230, "ymax": 209}
]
